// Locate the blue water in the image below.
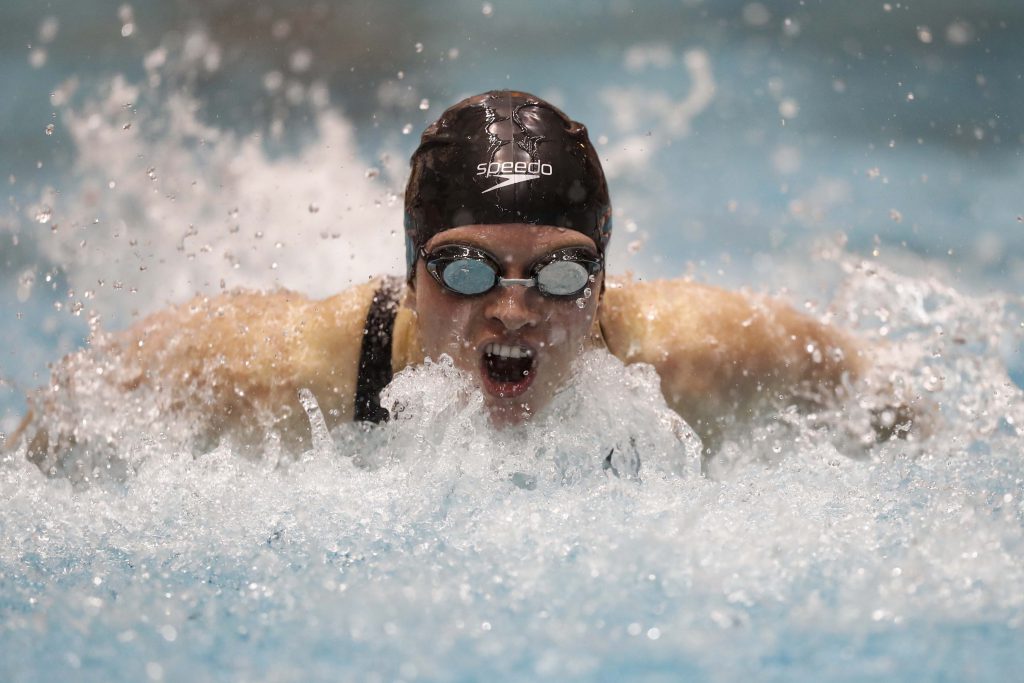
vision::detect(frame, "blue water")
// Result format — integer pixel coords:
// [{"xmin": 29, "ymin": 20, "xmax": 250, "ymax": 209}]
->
[{"xmin": 1, "ymin": 1, "xmax": 1023, "ymax": 681}]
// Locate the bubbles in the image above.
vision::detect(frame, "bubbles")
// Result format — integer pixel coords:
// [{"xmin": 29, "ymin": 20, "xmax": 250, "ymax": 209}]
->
[
  {"xmin": 414, "ymin": 42, "xmax": 424, "ymax": 53},
  {"xmin": 402, "ymin": 123, "xmax": 413, "ymax": 135},
  {"xmin": 34, "ymin": 206, "xmax": 53, "ymax": 223},
  {"xmin": 482, "ymin": 2, "xmax": 494, "ymax": 16},
  {"xmin": 44, "ymin": 123, "xmax": 55, "ymax": 136},
  {"xmin": 418, "ymin": 98, "xmax": 430, "ymax": 111},
  {"xmin": 916, "ymin": 25, "xmax": 933, "ymax": 44}
]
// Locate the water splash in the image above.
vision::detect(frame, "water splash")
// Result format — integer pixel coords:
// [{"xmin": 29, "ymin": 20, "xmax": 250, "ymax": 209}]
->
[{"xmin": 28, "ymin": 54, "xmax": 403, "ymax": 326}]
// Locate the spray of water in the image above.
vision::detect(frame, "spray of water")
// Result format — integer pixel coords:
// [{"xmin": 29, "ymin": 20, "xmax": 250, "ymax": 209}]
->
[{"xmin": 3, "ymin": 32, "xmax": 1024, "ymax": 683}]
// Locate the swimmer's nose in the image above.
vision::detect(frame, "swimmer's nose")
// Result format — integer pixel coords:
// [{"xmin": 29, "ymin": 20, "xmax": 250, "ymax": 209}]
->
[{"xmin": 484, "ymin": 284, "xmax": 539, "ymax": 331}]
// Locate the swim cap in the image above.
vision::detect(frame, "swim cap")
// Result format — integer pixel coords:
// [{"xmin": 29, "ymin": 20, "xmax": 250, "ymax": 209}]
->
[{"xmin": 404, "ymin": 90, "xmax": 612, "ymax": 280}]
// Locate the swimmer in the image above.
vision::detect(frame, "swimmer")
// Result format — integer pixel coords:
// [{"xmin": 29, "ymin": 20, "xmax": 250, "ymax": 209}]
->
[{"xmin": 11, "ymin": 90, "xmax": 910, "ymax": 466}]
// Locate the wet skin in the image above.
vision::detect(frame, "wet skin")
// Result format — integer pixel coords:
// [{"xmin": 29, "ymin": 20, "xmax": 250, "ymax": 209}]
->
[{"xmin": 408, "ymin": 224, "xmax": 603, "ymax": 426}]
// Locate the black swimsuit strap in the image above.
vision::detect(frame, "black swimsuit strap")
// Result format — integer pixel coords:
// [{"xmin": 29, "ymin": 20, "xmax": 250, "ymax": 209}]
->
[{"xmin": 354, "ymin": 277, "xmax": 402, "ymax": 423}]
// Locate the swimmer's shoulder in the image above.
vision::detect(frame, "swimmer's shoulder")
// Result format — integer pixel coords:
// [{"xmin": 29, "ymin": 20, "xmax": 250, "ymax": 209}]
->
[
  {"xmin": 599, "ymin": 275, "xmax": 738, "ymax": 362},
  {"xmin": 115, "ymin": 280, "xmax": 387, "ymax": 421}
]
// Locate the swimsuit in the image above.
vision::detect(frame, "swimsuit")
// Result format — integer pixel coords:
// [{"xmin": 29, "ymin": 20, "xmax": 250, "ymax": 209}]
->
[{"xmin": 353, "ymin": 277, "xmax": 402, "ymax": 423}]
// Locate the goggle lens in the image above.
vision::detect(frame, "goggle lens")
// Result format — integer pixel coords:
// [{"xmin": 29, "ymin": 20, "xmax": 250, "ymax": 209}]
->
[
  {"xmin": 535, "ymin": 259, "xmax": 591, "ymax": 296},
  {"xmin": 441, "ymin": 259, "xmax": 497, "ymax": 295}
]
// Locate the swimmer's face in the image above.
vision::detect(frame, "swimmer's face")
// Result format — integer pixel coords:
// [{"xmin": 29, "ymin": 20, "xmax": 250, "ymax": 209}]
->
[{"xmin": 410, "ymin": 224, "xmax": 603, "ymax": 426}]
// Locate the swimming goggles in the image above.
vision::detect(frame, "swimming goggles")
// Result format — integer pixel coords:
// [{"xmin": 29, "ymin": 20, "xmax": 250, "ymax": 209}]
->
[{"xmin": 420, "ymin": 244, "xmax": 602, "ymax": 297}]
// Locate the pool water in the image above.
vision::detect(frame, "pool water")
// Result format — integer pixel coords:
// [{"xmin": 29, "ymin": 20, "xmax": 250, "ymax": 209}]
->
[{"xmin": 2, "ymin": 2, "xmax": 1023, "ymax": 681}]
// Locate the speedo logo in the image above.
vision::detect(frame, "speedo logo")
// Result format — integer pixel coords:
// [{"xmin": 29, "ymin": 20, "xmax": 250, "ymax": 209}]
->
[{"xmin": 476, "ymin": 160, "xmax": 553, "ymax": 194}]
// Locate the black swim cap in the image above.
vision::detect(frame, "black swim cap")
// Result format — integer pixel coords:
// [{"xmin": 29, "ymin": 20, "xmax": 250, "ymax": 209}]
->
[{"xmin": 404, "ymin": 90, "xmax": 612, "ymax": 280}]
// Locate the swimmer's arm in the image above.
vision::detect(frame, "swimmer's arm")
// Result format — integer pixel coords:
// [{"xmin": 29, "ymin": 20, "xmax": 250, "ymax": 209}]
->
[
  {"xmin": 15, "ymin": 281, "xmax": 380, "ymax": 458},
  {"xmin": 600, "ymin": 277, "xmax": 867, "ymax": 443}
]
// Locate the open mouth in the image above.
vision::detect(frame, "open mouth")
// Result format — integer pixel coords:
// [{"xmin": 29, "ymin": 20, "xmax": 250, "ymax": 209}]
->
[{"xmin": 480, "ymin": 342, "xmax": 537, "ymax": 398}]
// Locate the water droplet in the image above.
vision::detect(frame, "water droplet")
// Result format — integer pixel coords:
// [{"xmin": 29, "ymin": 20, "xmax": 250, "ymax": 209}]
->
[
  {"xmin": 916, "ymin": 26, "xmax": 933, "ymax": 44},
  {"xmin": 575, "ymin": 298, "xmax": 586, "ymax": 309},
  {"xmin": 271, "ymin": 19, "xmax": 291, "ymax": 40},
  {"xmin": 44, "ymin": 124, "xmax": 54, "ymax": 136},
  {"xmin": 289, "ymin": 48, "xmax": 313, "ymax": 73},
  {"xmin": 414, "ymin": 42, "xmax": 424, "ymax": 53},
  {"xmin": 583, "ymin": 287, "xmax": 592, "ymax": 298},
  {"xmin": 482, "ymin": 2, "xmax": 494, "ymax": 15},
  {"xmin": 28, "ymin": 48, "xmax": 47, "ymax": 69},
  {"xmin": 742, "ymin": 2, "xmax": 771, "ymax": 27},
  {"xmin": 35, "ymin": 207, "xmax": 52, "ymax": 223},
  {"xmin": 263, "ymin": 71, "xmax": 284, "ymax": 92},
  {"xmin": 308, "ymin": 203, "xmax": 320, "ymax": 214},
  {"xmin": 418, "ymin": 98, "xmax": 430, "ymax": 111},
  {"xmin": 402, "ymin": 123, "xmax": 413, "ymax": 135},
  {"xmin": 146, "ymin": 167, "xmax": 157, "ymax": 180},
  {"xmin": 946, "ymin": 20, "xmax": 974, "ymax": 46},
  {"xmin": 39, "ymin": 16, "xmax": 59, "ymax": 44}
]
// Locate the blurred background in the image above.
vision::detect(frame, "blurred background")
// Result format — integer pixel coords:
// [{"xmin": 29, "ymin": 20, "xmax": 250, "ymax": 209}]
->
[{"xmin": 2, "ymin": 0, "xmax": 1022, "ymax": 429}]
